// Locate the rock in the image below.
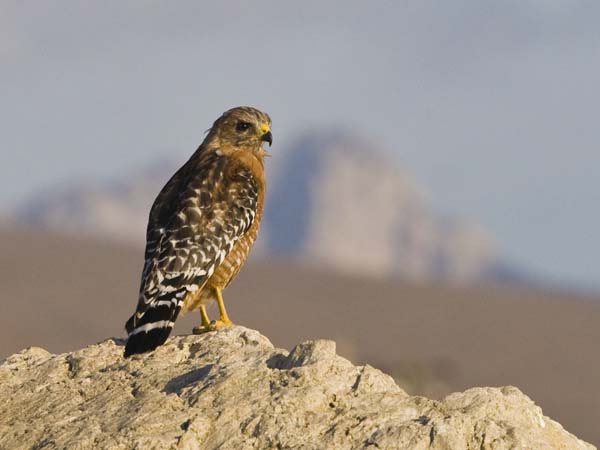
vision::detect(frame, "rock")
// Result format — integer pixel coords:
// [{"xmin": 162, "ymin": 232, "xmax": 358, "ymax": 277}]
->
[{"xmin": 0, "ymin": 326, "xmax": 593, "ymax": 450}]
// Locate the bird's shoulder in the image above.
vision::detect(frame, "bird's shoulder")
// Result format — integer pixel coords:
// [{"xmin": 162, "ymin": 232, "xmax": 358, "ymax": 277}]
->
[
  {"xmin": 185, "ymin": 150, "xmax": 262, "ymax": 200},
  {"xmin": 148, "ymin": 150, "xmax": 260, "ymax": 233}
]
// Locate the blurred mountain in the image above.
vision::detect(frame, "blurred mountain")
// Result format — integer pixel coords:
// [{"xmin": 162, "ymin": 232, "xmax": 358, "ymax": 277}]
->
[
  {"xmin": 264, "ymin": 131, "xmax": 517, "ymax": 283},
  {"xmin": 16, "ymin": 160, "xmax": 175, "ymax": 248},
  {"xmin": 15, "ymin": 131, "xmax": 521, "ymax": 283}
]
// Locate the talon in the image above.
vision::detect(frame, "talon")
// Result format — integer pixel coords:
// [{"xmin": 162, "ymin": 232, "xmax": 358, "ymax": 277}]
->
[
  {"xmin": 192, "ymin": 288, "xmax": 234, "ymax": 335},
  {"xmin": 192, "ymin": 319, "xmax": 234, "ymax": 335},
  {"xmin": 193, "ymin": 305, "xmax": 213, "ymax": 334},
  {"xmin": 211, "ymin": 319, "xmax": 234, "ymax": 330},
  {"xmin": 192, "ymin": 325, "xmax": 212, "ymax": 335}
]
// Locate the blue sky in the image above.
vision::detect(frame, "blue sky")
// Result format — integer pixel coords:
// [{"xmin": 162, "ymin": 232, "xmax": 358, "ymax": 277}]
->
[{"xmin": 1, "ymin": 1, "xmax": 599, "ymax": 287}]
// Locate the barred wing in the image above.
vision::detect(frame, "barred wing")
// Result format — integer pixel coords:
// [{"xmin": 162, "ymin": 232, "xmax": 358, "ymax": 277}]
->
[{"xmin": 124, "ymin": 155, "xmax": 259, "ymax": 356}]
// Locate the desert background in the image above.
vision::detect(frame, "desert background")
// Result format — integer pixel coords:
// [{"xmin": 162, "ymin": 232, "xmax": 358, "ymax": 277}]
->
[{"xmin": 2, "ymin": 1, "xmax": 600, "ymax": 446}]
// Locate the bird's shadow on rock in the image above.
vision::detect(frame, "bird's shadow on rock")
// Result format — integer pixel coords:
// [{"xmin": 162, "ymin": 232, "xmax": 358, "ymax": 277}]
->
[{"xmin": 163, "ymin": 364, "xmax": 214, "ymax": 395}]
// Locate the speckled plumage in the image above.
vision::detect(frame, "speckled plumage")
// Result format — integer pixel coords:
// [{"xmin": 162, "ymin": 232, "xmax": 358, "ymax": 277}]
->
[{"xmin": 124, "ymin": 106, "xmax": 271, "ymax": 356}]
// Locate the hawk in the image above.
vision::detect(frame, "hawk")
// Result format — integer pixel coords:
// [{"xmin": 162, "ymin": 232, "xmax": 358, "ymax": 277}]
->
[{"xmin": 124, "ymin": 106, "xmax": 272, "ymax": 357}]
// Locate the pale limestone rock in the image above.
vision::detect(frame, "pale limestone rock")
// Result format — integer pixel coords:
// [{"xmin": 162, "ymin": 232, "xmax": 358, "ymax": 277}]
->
[{"xmin": 0, "ymin": 327, "xmax": 593, "ymax": 450}]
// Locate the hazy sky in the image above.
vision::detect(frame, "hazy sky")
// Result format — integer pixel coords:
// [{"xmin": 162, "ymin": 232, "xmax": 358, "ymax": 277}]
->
[{"xmin": 1, "ymin": 1, "xmax": 599, "ymax": 287}]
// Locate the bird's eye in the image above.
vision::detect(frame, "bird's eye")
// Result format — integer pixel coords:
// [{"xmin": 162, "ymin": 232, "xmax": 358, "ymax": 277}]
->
[{"xmin": 236, "ymin": 121, "xmax": 251, "ymax": 133}]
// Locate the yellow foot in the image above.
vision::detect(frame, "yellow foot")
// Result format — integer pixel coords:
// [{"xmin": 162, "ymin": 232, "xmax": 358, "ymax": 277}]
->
[{"xmin": 192, "ymin": 319, "xmax": 234, "ymax": 335}]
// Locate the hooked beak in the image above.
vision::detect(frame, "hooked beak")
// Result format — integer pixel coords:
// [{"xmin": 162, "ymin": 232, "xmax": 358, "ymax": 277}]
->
[{"xmin": 261, "ymin": 130, "xmax": 273, "ymax": 147}]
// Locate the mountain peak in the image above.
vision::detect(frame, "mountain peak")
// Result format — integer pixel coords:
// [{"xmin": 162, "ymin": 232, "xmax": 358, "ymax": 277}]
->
[{"xmin": 266, "ymin": 131, "xmax": 500, "ymax": 282}]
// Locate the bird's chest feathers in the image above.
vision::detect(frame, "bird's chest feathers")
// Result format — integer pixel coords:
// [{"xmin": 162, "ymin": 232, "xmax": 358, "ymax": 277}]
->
[
  {"xmin": 229, "ymin": 149, "xmax": 266, "ymax": 183},
  {"xmin": 208, "ymin": 204, "xmax": 263, "ymax": 290},
  {"xmin": 226, "ymin": 149, "xmax": 267, "ymax": 209},
  {"xmin": 206, "ymin": 151, "xmax": 265, "ymax": 289}
]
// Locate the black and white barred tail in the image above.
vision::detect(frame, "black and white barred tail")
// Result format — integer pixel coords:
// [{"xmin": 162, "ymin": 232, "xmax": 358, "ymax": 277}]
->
[{"xmin": 123, "ymin": 288, "xmax": 186, "ymax": 357}]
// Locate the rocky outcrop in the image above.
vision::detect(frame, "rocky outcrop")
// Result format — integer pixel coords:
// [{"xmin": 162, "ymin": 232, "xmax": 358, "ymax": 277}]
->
[{"xmin": 0, "ymin": 327, "xmax": 593, "ymax": 449}]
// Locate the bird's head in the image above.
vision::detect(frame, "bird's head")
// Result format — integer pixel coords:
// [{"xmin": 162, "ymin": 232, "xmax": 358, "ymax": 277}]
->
[{"xmin": 210, "ymin": 106, "xmax": 272, "ymax": 153}]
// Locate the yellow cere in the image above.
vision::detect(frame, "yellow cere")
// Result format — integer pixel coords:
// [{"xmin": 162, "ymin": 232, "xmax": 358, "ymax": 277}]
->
[{"xmin": 260, "ymin": 124, "xmax": 270, "ymax": 134}]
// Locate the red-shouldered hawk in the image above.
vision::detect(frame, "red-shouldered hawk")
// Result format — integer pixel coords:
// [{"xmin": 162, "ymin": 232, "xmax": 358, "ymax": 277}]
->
[{"xmin": 124, "ymin": 106, "xmax": 272, "ymax": 357}]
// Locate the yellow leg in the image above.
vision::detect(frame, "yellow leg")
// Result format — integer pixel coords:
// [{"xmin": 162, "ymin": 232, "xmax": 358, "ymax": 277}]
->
[
  {"xmin": 215, "ymin": 287, "xmax": 233, "ymax": 326},
  {"xmin": 200, "ymin": 305, "xmax": 211, "ymax": 327},
  {"xmin": 192, "ymin": 305, "xmax": 213, "ymax": 335},
  {"xmin": 192, "ymin": 289, "xmax": 233, "ymax": 335}
]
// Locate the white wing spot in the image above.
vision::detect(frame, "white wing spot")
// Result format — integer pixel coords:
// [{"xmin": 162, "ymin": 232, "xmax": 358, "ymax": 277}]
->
[{"xmin": 129, "ymin": 320, "xmax": 174, "ymax": 336}]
